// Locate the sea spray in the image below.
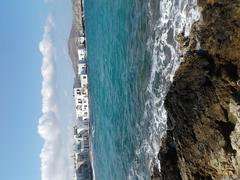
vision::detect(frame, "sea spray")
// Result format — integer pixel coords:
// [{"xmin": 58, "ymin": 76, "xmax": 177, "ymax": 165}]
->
[{"xmin": 129, "ymin": 0, "xmax": 200, "ymax": 179}]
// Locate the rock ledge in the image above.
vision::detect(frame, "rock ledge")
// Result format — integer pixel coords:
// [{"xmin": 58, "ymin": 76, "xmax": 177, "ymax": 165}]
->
[{"xmin": 157, "ymin": 0, "xmax": 240, "ymax": 179}]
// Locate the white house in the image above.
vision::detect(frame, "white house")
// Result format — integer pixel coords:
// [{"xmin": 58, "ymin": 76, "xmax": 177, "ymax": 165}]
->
[
  {"xmin": 73, "ymin": 126, "xmax": 88, "ymax": 140},
  {"xmin": 81, "ymin": 87, "xmax": 88, "ymax": 96},
  {"xmin": 74, "ymin": 87, "xmax": 89, "ymax": 119},
  {"xmin": 80, "ymin": 74, "xmax": 88, "ymax": 88},
  {"xmin": 73, "ymin": 129, "xmax": 89, "ymax": 154},
  {"xmin": 73, "ymin": 88, "xmax": 82, "ymax": 97},
  {"xmin": 78, "ymin": 63, "xmax": 87, "ymax": 75},
  {"xmin": 78, "ymin": 48, "xmax": 86, "ymax": 61},
  {"xmin": 82, "ymin": 108, "xmax": 89, "ymax": 119},
  {"xmin": 78, "ymin": 96, "xmax": 89, "ymax": 119},
  {"xmin": 77, "ymin": 36, "xmax": 85, "ymax": 45},
  {"xmin": 73, "ymin": 87, "xmax": 88, "ymax": 97}
]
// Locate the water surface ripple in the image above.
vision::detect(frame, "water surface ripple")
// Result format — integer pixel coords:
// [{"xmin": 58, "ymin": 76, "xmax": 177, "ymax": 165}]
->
[{"xmin": 85, "ymin": 0, "xmax": 199, "ymax": 179}]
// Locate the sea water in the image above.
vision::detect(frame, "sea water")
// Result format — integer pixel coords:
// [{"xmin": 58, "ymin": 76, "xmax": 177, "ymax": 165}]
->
[{"xmin": 85, "ymin": 0, "xmax": 199, "ymax": 179}]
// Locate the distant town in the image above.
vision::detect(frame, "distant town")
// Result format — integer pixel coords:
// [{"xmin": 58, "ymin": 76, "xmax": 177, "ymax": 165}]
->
[{"xmin": 70, "ymin": 0, "xmax": 93, "ymax": 179}]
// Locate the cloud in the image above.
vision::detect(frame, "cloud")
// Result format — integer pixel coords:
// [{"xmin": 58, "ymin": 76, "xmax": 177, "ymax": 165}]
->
[{"xmin": 38, "ymin": 15, "xmax": 72, "ymax": 180}]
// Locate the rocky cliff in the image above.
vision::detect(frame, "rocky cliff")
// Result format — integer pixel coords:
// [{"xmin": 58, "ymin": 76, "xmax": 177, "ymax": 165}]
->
[{"xmin": 158, "ymin": 0, "xmax": 240, "ymax": 179}]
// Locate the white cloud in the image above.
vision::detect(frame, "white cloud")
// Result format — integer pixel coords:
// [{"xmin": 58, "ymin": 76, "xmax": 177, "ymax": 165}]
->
[{"xmin": 38, "ymin": 15, "xmax": 73, "ymax": 180}]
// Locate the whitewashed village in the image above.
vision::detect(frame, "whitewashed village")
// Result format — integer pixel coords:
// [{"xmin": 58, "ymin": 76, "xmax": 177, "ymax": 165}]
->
[{"xmin": 70, "ymin": 0, "xmax": 93, "ymax": 179}]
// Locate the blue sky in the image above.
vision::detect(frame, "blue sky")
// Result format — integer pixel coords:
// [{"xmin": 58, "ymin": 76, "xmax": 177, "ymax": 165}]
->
[{"xmin": 0, "ymin": 1, "xmax": 73, "ymax": 180}]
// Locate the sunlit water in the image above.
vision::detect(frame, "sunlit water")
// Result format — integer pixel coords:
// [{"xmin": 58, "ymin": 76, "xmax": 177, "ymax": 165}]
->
[{"xmin": 85, "ymin": 0, "xmax": 199, "ymax": 179}]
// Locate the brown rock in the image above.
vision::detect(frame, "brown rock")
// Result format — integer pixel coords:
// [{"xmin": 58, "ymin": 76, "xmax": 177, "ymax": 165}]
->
[{"xmin": 159, "ymin": 0, "xmax": 240, "ymax": 179}]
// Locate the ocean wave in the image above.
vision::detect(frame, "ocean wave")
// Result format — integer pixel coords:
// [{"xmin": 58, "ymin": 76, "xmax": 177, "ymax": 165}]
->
[{"xmin": 128, "ymin": 0, "xmax": 200, "ymax": 179}]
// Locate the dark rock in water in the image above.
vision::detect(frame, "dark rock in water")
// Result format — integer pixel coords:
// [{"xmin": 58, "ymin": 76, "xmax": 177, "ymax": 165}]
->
[
  {"xmin": 158, "ymin": 0, "xmax": 240, "ymax": 179},
  {"xmin": 158, "ymin": 132, "xmax": 182, "ymax": 180}
]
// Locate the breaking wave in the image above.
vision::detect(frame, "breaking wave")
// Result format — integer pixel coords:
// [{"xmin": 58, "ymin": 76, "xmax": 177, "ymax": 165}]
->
[{"xmin": 128, "ymin": 0, "xmax": 200, "ymax": 179}]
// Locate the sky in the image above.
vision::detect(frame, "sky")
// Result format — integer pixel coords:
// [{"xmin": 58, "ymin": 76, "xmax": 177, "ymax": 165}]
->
[{"xmin": 0, "ymin": 1, "xmax": 73, "ymax": 180}]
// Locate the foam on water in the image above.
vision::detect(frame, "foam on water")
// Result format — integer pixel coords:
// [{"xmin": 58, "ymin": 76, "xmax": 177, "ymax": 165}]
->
[
  {"xmin": 128, "ymin": 0, "xmax": 200, "ymax": 179},
  {"xmin": 86, "ymin": 0, "xmax": 200, "ymax": 179}
]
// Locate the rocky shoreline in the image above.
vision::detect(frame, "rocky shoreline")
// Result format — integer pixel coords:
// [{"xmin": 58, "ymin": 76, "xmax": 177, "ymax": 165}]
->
[{"xmin": 154, "ymin": 0, "xmax": 240, "ymax": 179}]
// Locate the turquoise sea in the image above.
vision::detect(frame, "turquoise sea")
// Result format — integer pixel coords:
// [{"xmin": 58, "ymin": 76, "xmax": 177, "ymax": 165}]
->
[{"xmin": 85, "ymin": 0, "xmax": 199, "ymax": 179}]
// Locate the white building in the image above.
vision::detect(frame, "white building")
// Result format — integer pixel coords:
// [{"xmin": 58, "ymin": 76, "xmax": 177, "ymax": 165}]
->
[
  {"xmin": 76, "ymin": 100, "xmax": 87, "ymax": 118},
  {"xmin": 75, "ymin": 96, "xmax": 88, "ymax": 117},
  {"xmin": 73, "ymin": 87, "xmax": 88, "ymax": 97},
  {"xmin": 73, "ymin": 87, "xmax": 81, "ymax": 97},
  {"xmin": 73, "ymin": 127, "xmax": 89, "ymax": 156},
  {"xmin": 80, "ymin": 74, "xmax": 88, "ymax": 88},
  {"xmin": 73, "ymin": 86, "xmax": 89, "ymax": 119},
  {"xmin": 78, "ymin": 63, "xmax": 87, "ymax": 75},
  {"xmin": 78, "ymin": 48, "xmax": 86, "ymax": 61},
  {"xmin": 73, "ymin": 126, "xmax": 88, "ymax": 140},
  {"xmin": 77, "ymin": 36, "xmax": 85, "ymax": 45}
]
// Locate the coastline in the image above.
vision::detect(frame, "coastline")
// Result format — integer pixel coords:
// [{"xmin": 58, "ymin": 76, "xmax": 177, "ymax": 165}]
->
[
  {"xmin": 156, "ymin": 0, "xmax": 240, "ymax": 179},
  {"xmin": 68, "ymin": 0, "xmax": 93, "ymax": 179}
]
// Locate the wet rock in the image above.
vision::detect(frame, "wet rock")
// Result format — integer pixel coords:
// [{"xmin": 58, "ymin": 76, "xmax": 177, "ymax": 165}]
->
[{"xmin": 158, "ymin": 0, "xmax": 240, "ymax": 179}]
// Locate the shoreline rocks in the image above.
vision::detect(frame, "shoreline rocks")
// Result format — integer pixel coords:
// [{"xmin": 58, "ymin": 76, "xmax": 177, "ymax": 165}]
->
[{"xmin": 156, "ymin": 0, "xmax": 240, "ymax": 179}]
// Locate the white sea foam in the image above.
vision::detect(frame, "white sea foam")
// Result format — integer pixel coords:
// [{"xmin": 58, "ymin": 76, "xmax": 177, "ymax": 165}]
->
[{"xmin": 128, "ymin": 0, "xmax": 200, "ymax": 179}]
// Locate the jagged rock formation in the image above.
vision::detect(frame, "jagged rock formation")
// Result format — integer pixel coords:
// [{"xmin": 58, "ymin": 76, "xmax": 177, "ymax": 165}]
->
[{"xmin": 158, "ymin": 0, "xmax": 240, "ymax": 179}]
